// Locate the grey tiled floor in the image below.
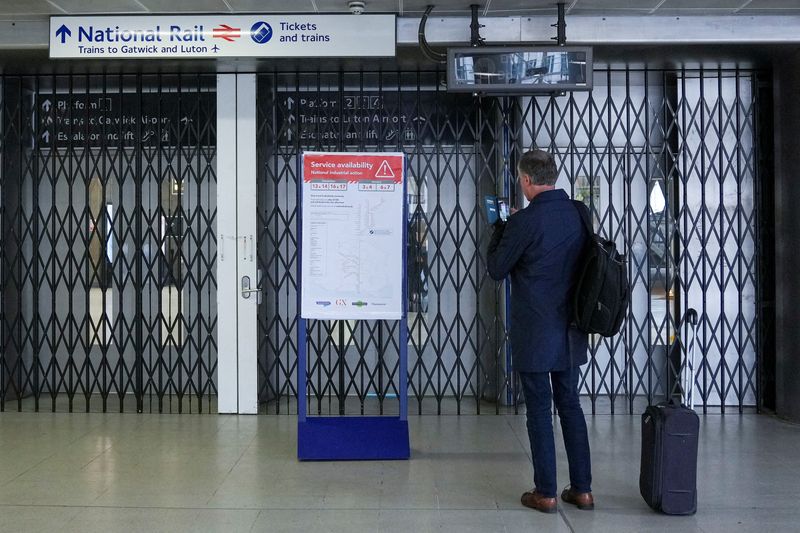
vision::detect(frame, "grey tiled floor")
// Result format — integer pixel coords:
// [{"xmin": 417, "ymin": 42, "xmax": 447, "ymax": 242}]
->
[{"xmin": 0, "ymin": 412, "xmax": 798, "ymax": 532}]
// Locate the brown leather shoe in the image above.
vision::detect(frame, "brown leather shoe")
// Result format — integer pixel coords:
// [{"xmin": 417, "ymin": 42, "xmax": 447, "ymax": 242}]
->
[
  {"xmin": 521, "ymin": 489, "xmax": 557, "ymax": 513},
  {"xmin": 560, "ymin": 486, "xmax": 594, "ymax": 510}
]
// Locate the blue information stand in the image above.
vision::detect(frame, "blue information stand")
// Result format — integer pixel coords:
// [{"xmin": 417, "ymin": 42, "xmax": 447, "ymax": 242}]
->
[
  {"xmin": 296, "ymin": 152, "xmax": 410, "ymax": 461},
  {"xmin": 296, "ymin": 317, "xmax": 410, "ymax": 461}
]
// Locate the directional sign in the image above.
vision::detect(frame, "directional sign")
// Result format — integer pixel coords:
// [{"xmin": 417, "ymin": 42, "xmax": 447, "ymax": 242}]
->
[
  {"xmin": 49, "ymin": 15, "xmax": 396, "ymax": 59},
  {"xmin": 275, "ymin": 91, "xmax": 477, "ymax": 146},
  {"xmin": 35, "ymin": 92, "xmax": 215, "ymax": 148}
]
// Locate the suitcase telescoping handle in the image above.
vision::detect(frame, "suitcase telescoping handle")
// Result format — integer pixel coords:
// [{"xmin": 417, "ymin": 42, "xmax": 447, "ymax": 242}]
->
[{"xmin": 683, "ymin": 308, "xmax": 699, "ymax": 410}]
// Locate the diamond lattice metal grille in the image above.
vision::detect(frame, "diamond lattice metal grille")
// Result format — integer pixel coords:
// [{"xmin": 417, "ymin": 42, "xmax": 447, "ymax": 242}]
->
[
  {"xmin": 0, "ymin": 74, "xmax": 217, "ymax": 413},
  {"xmin": 0, "ymin": 68, "xmax": 762, "ymax": 415},
  {"xmin": 255, "ymin": 68, "xmax": 764, "ymax": 416}
]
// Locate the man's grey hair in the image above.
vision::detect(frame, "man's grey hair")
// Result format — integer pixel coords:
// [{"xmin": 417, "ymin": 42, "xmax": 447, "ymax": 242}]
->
[{"xmin": 518, "ymin": 149, "xmax": 558, "ymax": 186}]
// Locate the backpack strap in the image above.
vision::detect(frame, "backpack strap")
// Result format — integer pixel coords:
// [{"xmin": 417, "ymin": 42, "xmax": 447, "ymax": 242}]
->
[{"xmin": 572, "ymin": 199, "xmax": 602, "ymax": 332}]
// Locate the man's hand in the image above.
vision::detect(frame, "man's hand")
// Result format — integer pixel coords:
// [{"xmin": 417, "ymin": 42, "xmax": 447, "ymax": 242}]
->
[{"xmin": 488, "ymin": 219, "xmax": 506, "ymax": 254}]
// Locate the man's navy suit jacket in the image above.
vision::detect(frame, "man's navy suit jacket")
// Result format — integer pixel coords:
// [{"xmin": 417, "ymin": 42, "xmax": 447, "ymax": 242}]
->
[{"xmin": 487, "ymin": 189, "xmax": 589, "ymax": 373}]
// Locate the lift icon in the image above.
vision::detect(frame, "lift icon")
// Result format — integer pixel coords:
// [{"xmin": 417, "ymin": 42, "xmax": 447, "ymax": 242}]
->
[{"xmin": 375, "ymin": 160, "xmax": 395, "ymax": 179}]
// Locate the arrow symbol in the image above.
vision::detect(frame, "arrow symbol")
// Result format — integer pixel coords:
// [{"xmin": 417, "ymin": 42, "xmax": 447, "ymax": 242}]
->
[
  {"xmin": 180, "ymin": 117, "xmax": 193, "ymax": 125},
  {"xmin": 55, "ymin": 24, "xmax": 72, "ymax": 44},
  {"xmin": 286, "ymin": 96, "xmax": 294, "ymax": 110},
  {"xmin": 42, "ymin": 99, "xmax": 51, "ymax": 112},
  {"xmin": 41, "ymin": 131, "xmax": 50, "ymax": 143}
]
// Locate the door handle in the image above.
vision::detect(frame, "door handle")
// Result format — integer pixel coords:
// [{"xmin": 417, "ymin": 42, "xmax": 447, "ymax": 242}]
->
[{"xmin": 241, "ymin": 275, "xmax": 262, "ymax": 299}]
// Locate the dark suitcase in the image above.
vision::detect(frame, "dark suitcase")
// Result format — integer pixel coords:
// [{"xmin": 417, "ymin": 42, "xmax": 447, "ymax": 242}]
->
[{"xmin": 639, "ymin": 310, "xmax": 700, "ymax": 515}]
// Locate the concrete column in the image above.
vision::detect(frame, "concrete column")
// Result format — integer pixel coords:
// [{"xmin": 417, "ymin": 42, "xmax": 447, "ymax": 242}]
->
[{"xmin": 773, "ymin": 50, "xmax": 800, "ymax": 422}]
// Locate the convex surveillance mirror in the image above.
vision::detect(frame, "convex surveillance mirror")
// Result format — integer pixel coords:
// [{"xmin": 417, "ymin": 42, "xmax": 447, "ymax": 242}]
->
[{"xmin": 447, "ymin": 46, "xmax": 593, "ymax": 93}]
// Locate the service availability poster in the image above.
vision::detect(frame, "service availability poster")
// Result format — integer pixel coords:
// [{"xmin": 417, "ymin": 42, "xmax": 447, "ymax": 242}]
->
[{"xmin": 300, "ymin": 152, "xmax": 405, "ymax": 321}]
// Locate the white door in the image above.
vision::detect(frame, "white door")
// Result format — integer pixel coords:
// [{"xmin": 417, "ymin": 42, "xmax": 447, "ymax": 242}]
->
[{"xmin": 216, "ymin": 74, "xmax": 259, "ymax": 414}]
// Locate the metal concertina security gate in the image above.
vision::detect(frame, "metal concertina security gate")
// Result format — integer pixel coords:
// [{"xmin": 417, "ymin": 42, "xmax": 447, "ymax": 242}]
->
[{"xmin": 0, "ymin": 68, "xmax": 766, "ymax": 415}]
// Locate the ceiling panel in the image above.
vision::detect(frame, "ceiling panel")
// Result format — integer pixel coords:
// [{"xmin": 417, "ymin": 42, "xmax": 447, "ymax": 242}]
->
[
  {"xmin": 746, "ymin": 0, "xmax": 800, "ymax": 6},
  {"xmin": 401, "ymin": 0, "xmax": 560, "ymax": 15},
  {"xmin": 393, "ymin": 0, "xmax": 474, "ymax": 14},
  {"xmin": 569, "ymin": 0, "xmax": 663, "ymax": 8},
  {"xmin": 740, "ymin": 0, "xmax": 800, "ymax": 12},
  {"xmin": 0, "ymin": 0, "xmax": 61, "ymax": 15},
  {"xmin": 655, "ymin": 0, "xmax": 745, "ymax": 9},
  {"xmin": 0, "ymin": 0, "xmax": 797, "ymax": 17},
  {"xmin": 436, "ymin": 0, "xmax": 555, "ymax": 13},
  {"xmin": 315, "ymin": 0, "xmax": 396, "ymax": 13},
  {"xmin": 741, "ymin": 9, "xmax": 800, "ymax": 14},
  {"xmin": 50, "ymin": 0, "xmax": 147, "ymax": 14},
  {"xmin": 226, "ymin": 0, "xmax": 317, "ymax": 12},
  {"xmin": 138, "ymin": 0, "xmax": 233, "ymax": 12},
  {"xmin": 568, "ymin": 9, "xmax": 654, "ymax": 16},
  {"xmin": 316, "ymin": 0, "xmax": 575, "ymax": 15}
]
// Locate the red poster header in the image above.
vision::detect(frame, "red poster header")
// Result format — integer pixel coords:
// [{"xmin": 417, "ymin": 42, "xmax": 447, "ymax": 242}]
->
[{"xmin": 303, "ymin": 152, "xmax": 404, "ymax": 184}]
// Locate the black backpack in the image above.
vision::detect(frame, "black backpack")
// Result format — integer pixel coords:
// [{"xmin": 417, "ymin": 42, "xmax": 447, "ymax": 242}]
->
[{"xmin": 572, "ymin": 201, "xmax": 629, "ymax": 337}]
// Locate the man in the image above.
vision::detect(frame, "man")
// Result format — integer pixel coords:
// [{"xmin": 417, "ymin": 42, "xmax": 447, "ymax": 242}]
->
[{"xmin": 487, "ymin": 149, "xmax": 594, "ymax": 514}]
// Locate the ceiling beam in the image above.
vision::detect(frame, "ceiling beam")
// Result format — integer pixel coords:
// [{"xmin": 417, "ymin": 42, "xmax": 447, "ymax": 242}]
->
[{"xmin": 400, "ymin": 15, "xmax": 800, "ymax": 44}]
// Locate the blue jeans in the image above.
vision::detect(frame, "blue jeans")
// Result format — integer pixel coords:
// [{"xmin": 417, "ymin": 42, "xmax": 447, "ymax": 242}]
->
[{"xmin": 519, "ymin": 367, "xmax": 592, "ymax": 498}]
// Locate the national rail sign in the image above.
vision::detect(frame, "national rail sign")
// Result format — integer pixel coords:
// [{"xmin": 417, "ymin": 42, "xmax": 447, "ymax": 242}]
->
[{"xmin": 49, "ymin": 15, "xmax": 396, "ymax": 59}]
